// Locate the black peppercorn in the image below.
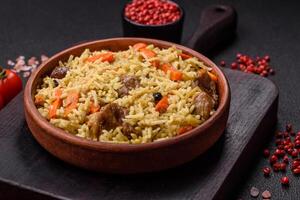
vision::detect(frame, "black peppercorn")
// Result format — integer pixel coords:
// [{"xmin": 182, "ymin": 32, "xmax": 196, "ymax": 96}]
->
[
  {"xmin": 53, "ymin": 79, "xmax": 59, "ymax": 87},
  {"xmin": 153, "ymin": 92, "xmax": 162, "ymax": 102}
]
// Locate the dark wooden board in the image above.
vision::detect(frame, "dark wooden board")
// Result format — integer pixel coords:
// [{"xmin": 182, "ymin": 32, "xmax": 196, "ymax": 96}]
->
[{"xmin": 0, "ymin": 68, "xmax": 278, "ymax": 200}]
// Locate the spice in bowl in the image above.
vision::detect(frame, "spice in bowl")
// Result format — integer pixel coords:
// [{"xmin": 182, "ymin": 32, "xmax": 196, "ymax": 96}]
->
[
  {"xmin": 124, "ymin": 0, "xmax": 181, "ymax": 25},
  {"xmin": 122, "ymin": 0, "xmax": 184, "ymax": 43}
]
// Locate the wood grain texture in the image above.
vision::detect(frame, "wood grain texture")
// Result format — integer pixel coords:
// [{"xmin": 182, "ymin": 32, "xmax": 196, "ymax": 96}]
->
[
  {"xmin": 0, "ymin": 68, "xmax": 278, "ymax": 200},
  {"xmin": 186, "ymin": 5, "xmax": 237, "ymax": 55}
]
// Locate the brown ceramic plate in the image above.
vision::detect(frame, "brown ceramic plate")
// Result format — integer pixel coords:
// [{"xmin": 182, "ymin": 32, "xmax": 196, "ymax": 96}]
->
[{"xmin": 24, "ymin": 38, "xmax": 230, "ymax": 174}]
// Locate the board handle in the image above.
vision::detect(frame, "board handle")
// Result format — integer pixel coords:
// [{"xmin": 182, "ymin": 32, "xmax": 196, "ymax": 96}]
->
[{"xmin": 186, "ymin": 5, "xmax": 238, "ymax": 54}]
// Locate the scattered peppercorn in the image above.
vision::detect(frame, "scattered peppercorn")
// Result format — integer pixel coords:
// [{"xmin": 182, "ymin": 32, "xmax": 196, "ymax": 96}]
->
[
  {"xmin": 263, "ymin": 149, "xmax": 270, "ymax": 157},
  {"xmin": 124, "ymin": 0, "xmax": 181, "ymax": 25},
  {"xmin": 295, "ymin": 140, "xmax": 300, "ymax": 148},
  {"xmin": 279, "ymin": 163, "xmax": 287, "ymax": 171},
  {"xmin": 220, "ymin": 53, "xmax": 275, "ymax": 77},
  {"xmin": 262, "ymin": 190, "xmax": 271, "ymax": 199},
  {"xmin": 220, "ymin": 60, "xmax": 226, "ymax": 67},
  {"xmin": 231, "ymin": 62, "xmax": 238, "ymax": 69},
  {"xmin": 292, "ymin": 160, "xmax": 300, "ymax": 169},
  {"xmin": 292, "ymin": 167, "xmax": 300, "ymax": 175},
  {"xmin": 278, "ymin": 144, "xmax": 284, "ymax": 150},
  {"xmin": 287, "ymin": 148, "xmax": 293, "ymax": 155},
  {"xmin": 250, "ymin": 186, "xmax": 260, "ymax": 198},
  {"xmin": 283, "ymin": 155, "xmax": 289, "ymax": 163},
  {"xmin": 291, "ymin": 149, "xmax": 298, "ymax": 157},
  {"xmin": 7, "ymin": 55, "xmax": 49, "ymax": 78},
  {"xmin": 153, "ymin": 92, "xmax": 163, "ymax": 102},
  {"xmin": 262, "ymin": 123, "xmax": 300, "ymax": 190},
  {"xmin": 274, "ymin": 148, "xmax": 285, "ymax": 157},
  {"xmin": 263, "ymin": 167, "xmax": 271, "ymax": 176},
  {"xmin": 286, "ymin": 123, "xmax": 292, "ymax": 132},
  {"xmin": 273, "ymin": 162, "xmax": 281, "ymax": 172},
  {"xmin": 280, "ymin": 176, "xmax": 289, "ymax": 185},
  {"xmin": 283, "ymin": 131, "xmax": 289, "ymax": 138},
  {"xmin": 270, "ymin": 155, "xmax": 278, "ymax": 164}
]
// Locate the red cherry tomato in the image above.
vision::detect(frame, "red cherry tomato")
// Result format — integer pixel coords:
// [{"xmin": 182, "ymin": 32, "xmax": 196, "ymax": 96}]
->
[
  {"xmin": 0, "ymin": 68, "xmax": 22, "ymax": 105},
  {"xmin": 0, "ymin": 94, "xmax": 4, "ymax": 110}
]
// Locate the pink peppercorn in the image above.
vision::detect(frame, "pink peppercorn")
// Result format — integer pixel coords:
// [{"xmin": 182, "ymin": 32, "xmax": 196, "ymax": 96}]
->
[
  {"xmin": 283, "ymin": 155, "xmax": 289, "ymax": 163},
  {"xmin": 273, "ymin": 162, "xmax": 281, "ymax": 171},
  {"xmin": 223, "ymin": 53, "xmax": 275, "ymax": 76},
  {"xmin": 263, "ymin": 167, "xmax": 271, "ymax": 176},
  {"xmin": 220, "ymin": 61, "xmax": 226, "ymax": 67},
  {"xmin": 295, "ymin": 140, "xmax": 300, "ymax": 148},
  {"xmin": 125, "ymin": 0, "xmax": 181, "ymax": 25},
  {"xmin": 280, "ymin": 176, "xmax": 289, "ymax": 185},
  {"xmin": 291, "ymin": 149, "xmax": 298, "ymax": 157},
  {"xmin": 280, "ymin": 163, "xmax": 287, "ymax": 171},
  {"xmin": 264, "ymin": 55, "xmax": 270, "ymax": 62},
  {"xmin": 274, "ymin": 149, "xmax": 285, "ymax": 157},
  {"xmin": 263, "ymin": 149, "xmax": 270, "ymax": 157},
  {"xmin": 292, "ymin": 167, "xmax": 300, "ymax": 174},
  {"xmin": 270, "ymin": 155, "xmax": 278, "ymax": 164},
  {"xmin": 292, "ymin": 160, "xmax": 300, "ymax": 169}
]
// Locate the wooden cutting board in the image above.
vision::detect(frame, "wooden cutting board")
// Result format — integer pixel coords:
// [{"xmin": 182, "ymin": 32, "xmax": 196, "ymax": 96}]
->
[{"xmin": 0, "ymin": 68, "xmax": 278, "ymax": 200}]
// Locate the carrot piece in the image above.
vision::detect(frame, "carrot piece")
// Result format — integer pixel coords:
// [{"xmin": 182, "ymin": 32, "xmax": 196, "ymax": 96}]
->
[
  {"xmin": 179, "ymin": 53, "xmax": 192, "ymax": 60},
  {"xmin": 207, "ymin": 71, "xmax": 218, "ymax": 82},
  {"xmin": 133, "ymin": 43, "xmax": 147, "ymax": 51},
  {"xmin": 64, "ymin": 91, "xmax": 79, "ymax": 117},
  {"xmin": 48, "ymin": 98, "xmax": 62, "ymax": 119},
  {"xmin": 170, "ymin": 70, "xmax": 183, "ymax": 81},
  {"xmin": 86, "ymin": 52, "xmax": 114, "ymax": 63},
  {"xmin": 178, "ymin": 125, "xmax": 194, "ymax": 135},
  {"xmin": 140, "ymin": 48, "xmax": 156, "ymax": 58},
  {"xmin": 48, "ymin": 88, "xmax": 63, "ymax": 119},
  {"xmin": 150, "ymin": 60, "xmax": 160, "ymax": 68},
  {"xmin": 155, "ymin": 96, "xmax": 169, "ymax": 113},
  {"xmin": 65, "ymin": 91, "xmax": 79, "ymax": 106},
  {"xmin": 161, "ymin": 63, "xmax": 172, "ymax": 73},
  {"xmin": 161, "ymin": 63, "xmax": 183, "ymax": 81},
  {"xmin": 34, "ymin": 95, "xmax": 45, "ymax": 106},
  {"xmin": 54, "ymin": 88, "xmax": 62, "ymax": 98},
  {"xmin": 89, "ymin": 101, "xmax": 100, "ymax": 114}
]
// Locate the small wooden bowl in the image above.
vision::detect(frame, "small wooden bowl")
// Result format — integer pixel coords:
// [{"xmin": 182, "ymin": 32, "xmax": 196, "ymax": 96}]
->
[
  {"xmin": 24, "ymin": 38, "xmax": 230, "ymax": 174},
  {"xmin": 122, "ymin": 1, "xmax": 184, "ymax": 43}
]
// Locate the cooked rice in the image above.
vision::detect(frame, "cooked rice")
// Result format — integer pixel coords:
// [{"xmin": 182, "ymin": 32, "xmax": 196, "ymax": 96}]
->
[{"xmin": 35, "ymin": 44, "xmax": 218, "ymax": 144}]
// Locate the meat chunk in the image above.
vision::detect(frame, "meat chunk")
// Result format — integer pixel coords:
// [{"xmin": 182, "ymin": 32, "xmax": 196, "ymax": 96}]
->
[
  {"xmin": 100, "ymin": 103, "xmax": 126, "ymax": 129},
  {"xmin": 87, "ymin": 103, "xmax": 127, "ymax": 139},
  {"xmin": 194, "ymin": 91, "xmax": 215, "ymax": 120},
  {"xmin": 117, "ymin": 86, "xmax": 129, "ymax": 98},
  {"xmin": 122, "ymin": 75, "xmax": 140, "ymax": 88},
  {"xmin": 97, "ymin": 99, "xmax": 107, "ymax": 107},
  {"xmin": 121, "ymin": 123, "xmax": 137, "ymax": 138},
  {"xmin": 50, "ymin": 66, "xmax": 69, "ymax": 79},
  {"xmin": 87, "ymin": 112, "xmax": 102, "ymax": 139},
  {"xmin": 197, "ymin": 69, "xmax": 216, "ymax": 93},
  {"xmin": 117, "ymin": 75, "xmax": 140, "ymax": 97}
]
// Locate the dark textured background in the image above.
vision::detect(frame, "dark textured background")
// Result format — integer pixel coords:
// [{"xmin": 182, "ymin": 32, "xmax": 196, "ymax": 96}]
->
[{"xmin": 0, "ymin": 0, "xmax": 300, "ymax": 199}]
